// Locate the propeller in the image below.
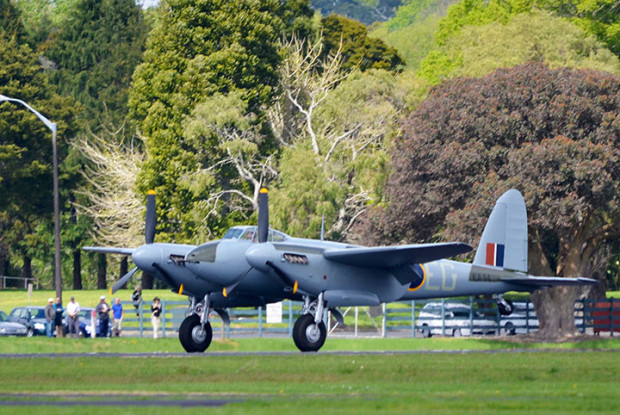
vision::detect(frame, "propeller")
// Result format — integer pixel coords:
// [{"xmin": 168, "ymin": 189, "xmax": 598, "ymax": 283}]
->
[
  {"xmin": 257, "ymin": 187, "xmax": 269, "ymax": 243},
  {"xmin": 223, "ymin": 187, "xmax": 269, "ymax": 297},
  {"xmin": 109, "ymin": 190, "xmax": 156, "ymax": 295}
]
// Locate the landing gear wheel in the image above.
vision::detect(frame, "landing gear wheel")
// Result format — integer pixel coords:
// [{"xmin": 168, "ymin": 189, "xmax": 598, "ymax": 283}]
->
[
  {"xmin": 504, "ymin": 322, "xmax": 516, "ymax": 336},
  {"xmin": 293, "ymin": 314, "xmax": 326, "ymax": 352},
  {"xmin": 498, "ymin": 299, "xmax": 514, "ymax": 316},
  {"xmin": 179, "ymin": 314, "xmax": 212, "ymax": 353},
  {"xmin": 421, "ymin": 324, "xmax": 432, "ymax": 338}
]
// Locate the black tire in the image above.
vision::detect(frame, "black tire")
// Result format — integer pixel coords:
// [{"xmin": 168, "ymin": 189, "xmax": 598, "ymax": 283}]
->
[
  {"xmin": 421, "ymin": 324, "xmax": 432, "ymax": 338},
  {"xmin": 504, "ymin": 322, "xmax": 516, "ymax": 336},
  {"xmin": 498, "ymin": 300, "xmax": 514, "ymax": 316},
  {"xmin": 179, "ymin": 314, "xmax": 212, "ymax": 353},
  {"xmin": 292, "ymin": 314, "xmax": 326, "ymax": 352}
]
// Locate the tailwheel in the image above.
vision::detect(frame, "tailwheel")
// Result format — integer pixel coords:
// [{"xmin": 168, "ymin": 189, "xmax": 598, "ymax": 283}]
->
[
  {"xmin": 179, "ymin": 314, "xmax": 212, "ymax": 353},
  {"xmin": 293, "ymin": 314, "xmax": 326, "ymax": 352}
]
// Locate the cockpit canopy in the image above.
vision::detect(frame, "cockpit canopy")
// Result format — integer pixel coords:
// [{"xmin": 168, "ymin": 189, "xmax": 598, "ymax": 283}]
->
[{"xmin": 222, "ymin": 226, "xmax": 288, "ymax": 243}]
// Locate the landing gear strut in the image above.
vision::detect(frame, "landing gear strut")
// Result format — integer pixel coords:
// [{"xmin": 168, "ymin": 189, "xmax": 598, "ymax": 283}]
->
[
  {"xmin": 179, "ymin": 294, "xmax": 213, "ymax": 353},
  {"xmin": 292, "ymin": 293, "xmax": 327, "ymax": 352},
  {"xmin": 495, "ymin": 295, "xmax": 514, "ymax": 316}
]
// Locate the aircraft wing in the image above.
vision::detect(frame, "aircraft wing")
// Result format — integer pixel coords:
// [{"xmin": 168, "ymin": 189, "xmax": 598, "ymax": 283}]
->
[
  {"xmin": 82, "ymin": 246, "xmax": 135, "ymax": 256},
  {"xmin": 501, "ymin": 276, "xmax": 598, "ymax": 287},
  {"xmin": 322, "ymin": 242, "xmax": 472, "ymax": 268}
]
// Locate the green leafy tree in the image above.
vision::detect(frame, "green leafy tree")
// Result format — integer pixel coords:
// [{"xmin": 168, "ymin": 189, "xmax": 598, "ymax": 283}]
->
[
  {"xmin": 272, "ymin": 36, "xmax": 404, "ymax": 240},
  {"xmin": 322, "ymin": 14, "xmax": 403, "ymax": 72},
  {"xmin": 419, "ymin": 11, "xmax": 620, "ymax": 84},
  {"xmin": 46, "ymin": 0, "xmax": 148, "ymax": 130},
  {"xmin": 435, "ymin": 0, "xmax": 619, "ymax": 57},
  {"xmin": 370, "ymin": 0, "xmax": 458, "ymax": 71},
  {"xmin": 1, "ymin": 0, "xmax": 79, "ymax": 285},
  {"xmin": 312, "ymin": 0, "xmax": 403, "ymax": 24},
  {"xmin": 129, "ymin": 0, "xmax": 311, "ymax": 243},
  {"xmin": 360, "ymin": 63, "xmax": 619, "ymax": 338}
]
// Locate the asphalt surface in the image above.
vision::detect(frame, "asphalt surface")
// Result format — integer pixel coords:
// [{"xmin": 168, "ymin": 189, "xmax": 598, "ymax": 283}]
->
[{"xmin": 1, "ymin": 348, "xmax": 619, "ymax": 359}]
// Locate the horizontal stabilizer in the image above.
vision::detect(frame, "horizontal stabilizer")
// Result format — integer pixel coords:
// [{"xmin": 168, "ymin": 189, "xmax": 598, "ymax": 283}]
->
[
  {"xmin": 83, "ymin": 246, "xmax": 135, "ymax": 256},
  {"xmin": 323, "ymin": 242, "xmax": 472, "ymax": 268},
  {"xmin": 502, "ymin": 276, "xmax": 598, "ymax": 287}
]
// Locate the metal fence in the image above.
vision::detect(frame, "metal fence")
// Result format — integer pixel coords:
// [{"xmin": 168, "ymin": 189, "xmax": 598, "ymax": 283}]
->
[
  {"xmin": 116, "ymin": 297, "xmax": 619, "ymax": 339},
  {"xmin": 1, "ymin": 276, "xmax": 40, "ymax": 290}
]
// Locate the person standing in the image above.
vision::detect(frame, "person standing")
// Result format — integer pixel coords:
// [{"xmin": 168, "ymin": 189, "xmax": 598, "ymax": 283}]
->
[
  {"xmin": 151, "ymin": 297, "xmax": 162, "ymax": 339},
  {"xmin": 131, "ymin": 286, "xmax": 142, "ymax": 317},
  {"xmin": 96, "ymin": 296, "xmax": 110, "ymax": 338},
  {"xmin": 111, "ymin": 298, "xmax": 123, "ymax": 337},
  {"xmin": 53, "ymin": 297, "xmax": 64, "ymax": 338},
  {"xmin": 44, "ymin": 298, "xmax": 55, "ymax": 338},
  {"xmin": 66, "ymin": 296, "xmax": 80, "ymax": 338}
]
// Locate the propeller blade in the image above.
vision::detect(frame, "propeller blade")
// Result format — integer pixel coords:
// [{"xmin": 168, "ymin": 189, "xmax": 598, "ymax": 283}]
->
[
  {"xmin": 145, "ymin": 190, "xmax": 156, "ymax": 244},
  {"xmin": 258, "ymin": 187, "xmax": 269, "ymax": 243},
  {"xmin": 110, "ymin": 267, "xmax": 138, "ymax": 294}
]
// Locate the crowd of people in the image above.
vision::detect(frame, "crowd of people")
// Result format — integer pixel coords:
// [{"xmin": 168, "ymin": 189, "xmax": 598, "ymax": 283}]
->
[{"xmin": 41, "ymin": 286, "xmax": 163, "ymax": 339}]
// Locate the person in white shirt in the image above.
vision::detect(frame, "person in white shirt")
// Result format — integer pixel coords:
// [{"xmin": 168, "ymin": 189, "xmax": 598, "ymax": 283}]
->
[{"xmin": 66, "ymin": 296, "xmax": 81, "ymax": 338}]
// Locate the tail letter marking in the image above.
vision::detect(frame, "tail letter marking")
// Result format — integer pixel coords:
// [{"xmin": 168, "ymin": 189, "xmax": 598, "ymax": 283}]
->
[{"xmin": 485, "ymin": 243, "xmax": 505, "ymax": 267}]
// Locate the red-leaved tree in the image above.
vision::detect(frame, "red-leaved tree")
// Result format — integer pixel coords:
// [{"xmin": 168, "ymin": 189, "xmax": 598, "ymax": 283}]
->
[{"xmin": 359, "ymin": 63, "xmax": 620, "ymax": 339}]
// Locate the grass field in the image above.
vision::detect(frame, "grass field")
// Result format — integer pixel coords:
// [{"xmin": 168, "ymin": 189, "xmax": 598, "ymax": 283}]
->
[
  {"xmin": 2, "ymin": 290, "xmax": 620, "ymax": 414},
  {"xmin": 1, "ymin": 349, "xmax": 619, "ymax": 414},
  {"xmin": 1, "ymin": 337, "xmax": 620, "ymax": 414}
]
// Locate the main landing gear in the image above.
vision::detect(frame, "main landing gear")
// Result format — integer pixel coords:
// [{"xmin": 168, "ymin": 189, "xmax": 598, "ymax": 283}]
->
[
  {"xmin": 179, "ymin": 295, "xmax": 212, "ymax": 353},
  {"xmin": 293, "ymin": 293, "xmax": 327, "ymax": 352},
  {"xmin": 495, "ymin": 294, "xmax": 514, "ymax": 316}
]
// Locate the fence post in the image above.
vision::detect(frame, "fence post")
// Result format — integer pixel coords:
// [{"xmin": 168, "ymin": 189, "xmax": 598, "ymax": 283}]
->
[
  {"xmin": 258, "ymin": 306, "xmax": 263, "ymax": 338},
  {"xmin": 288, "ymin": 300, "xmax": 293, "ymax": 337},
  {"xmin": 611, "ymin": 298, "xmax": 615, "ymax": 337},
  {"xmin": 469, "ymin": 296, "xmax": 474, "ymax": 335},
  {"xmin": 139, "ymin": 300, "xmax": 144, "ymax": 337},
  {"xmin": 161, "ymin": 299, "xmax": 166, "ymax": 338},
  {"xmin": 382, "ymin": 303, "xmax": 387, "ymax": 338},
  {"xmin": 441, "ymin": 298, "xmax": 446, "ymax": 337},
  {"xmin": 411, "ymin": 301, "xmax": 416, "ymax": 338}
]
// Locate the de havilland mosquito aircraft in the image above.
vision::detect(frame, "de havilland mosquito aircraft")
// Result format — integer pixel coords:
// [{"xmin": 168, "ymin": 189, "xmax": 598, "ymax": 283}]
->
[{"xmin": 85, "ymin": 188, "xmax": 596, "ymax": 353}]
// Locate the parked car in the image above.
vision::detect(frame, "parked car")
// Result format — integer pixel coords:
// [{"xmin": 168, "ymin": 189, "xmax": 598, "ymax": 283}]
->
[
  {"xmin": 8, "ymin": 306, "xmax": 48, "ymax": 336},
  {"xmin": 69, "ymin": 308, "xmax": 112, "ymax": 338},
  {"xmin": 0, "ymin": 310, "xmax": 29, "ymax": 336},
  {"xmin": 416, "ymin": 302, "xmax": 497, "ymax": 338}
]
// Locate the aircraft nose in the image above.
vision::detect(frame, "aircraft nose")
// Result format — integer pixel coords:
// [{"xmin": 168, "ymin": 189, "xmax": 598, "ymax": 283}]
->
[
  {"xmin": 245, "ymin": 244, "xmax": 275, "ymax": 272},
  {"xmin": 132, "ymin": 244, "xmax": 163, "ymax": 272}
]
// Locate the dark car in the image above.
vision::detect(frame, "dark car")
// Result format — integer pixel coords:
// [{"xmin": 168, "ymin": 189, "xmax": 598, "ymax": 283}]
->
[
  {"xmin": 67, "ymin": 308, "xmax": 112, "ymax": 338},
  {"xmin": 0, "ymin": 310, "xmax": 29, "ymax": 336},
  {"xmin": 8, "ymin": 306, "xmax": 48, "ymax": 336}
]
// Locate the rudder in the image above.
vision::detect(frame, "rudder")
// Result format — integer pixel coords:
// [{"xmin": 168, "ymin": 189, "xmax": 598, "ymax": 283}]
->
[{"xmin": 472, "ymin": 189, "xmax": 528, "ymax": 273}]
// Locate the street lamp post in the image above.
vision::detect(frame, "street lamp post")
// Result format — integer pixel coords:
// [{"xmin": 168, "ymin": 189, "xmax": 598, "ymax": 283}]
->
[{"xmin": 0, "ymin": 94, "xmax": 62, "ymax": 301}]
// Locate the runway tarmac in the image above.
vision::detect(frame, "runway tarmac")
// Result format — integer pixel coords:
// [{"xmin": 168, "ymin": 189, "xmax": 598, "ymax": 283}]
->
[{"xmin": 1, "ymin": 347, "xmax": 619, "ymax": 359}]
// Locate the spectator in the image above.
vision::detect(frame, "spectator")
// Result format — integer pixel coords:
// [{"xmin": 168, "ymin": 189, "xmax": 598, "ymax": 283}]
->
[
  {"xmin": 111, "ymin": 298, "xmax": 123, "ymax": 337},
  {"xmin": 131, "ymin": 286, "xmax": 142, "ymax": 317},
  {"xmin": 151, "ymin": 297, "xmax": 162, "ymax": 339},
  {"xmin": 96, "ymin": 295, "xmax": 110, "ymax": 338},
  {"xmin": 44, "ymin": 298, "xmax": 55, "ymax": 338},
  {"xmin": 53, "ymin": 297, "xmax": 64, "ymax": 338},
  {"xmin": 66, "ymin": 296, "xmax": 80, "ymax": 338}
]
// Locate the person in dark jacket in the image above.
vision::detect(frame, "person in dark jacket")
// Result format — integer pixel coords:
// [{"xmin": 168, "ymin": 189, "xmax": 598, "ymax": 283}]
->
[
  {"xmin": 53, "ymin": 298, "xmax": 63, "ymax": 338},
  {"xmin": 44, "ymin": 298, "xmax": 55, "ymax": 337}
]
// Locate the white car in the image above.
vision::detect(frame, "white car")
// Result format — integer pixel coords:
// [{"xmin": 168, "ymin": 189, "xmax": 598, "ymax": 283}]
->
[{"xmin": 416, "ymin": 302, "xmax": 497, "ymax": 338}]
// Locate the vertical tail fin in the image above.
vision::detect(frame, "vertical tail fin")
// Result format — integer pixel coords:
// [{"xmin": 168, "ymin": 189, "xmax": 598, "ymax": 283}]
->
[{"xmin": 472, "ymin": 189, "xmax": 528, "ymax": 272}]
